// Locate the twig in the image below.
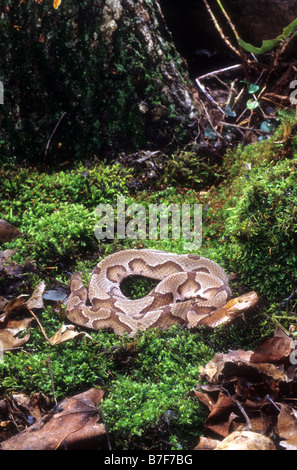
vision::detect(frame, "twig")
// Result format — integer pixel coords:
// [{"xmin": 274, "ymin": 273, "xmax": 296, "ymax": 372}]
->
[
  {"xmin": 196, "ymin": 78, "xmax": 225, "ymax": 115},
  {"xmin": 196, "ymin": 64, "xmax": 242, "ymax": 81},
  {"xmin": 47, "ymin": 355, "xmax": 58, "ymax": 406},
  {"xmin": 98, "ymin": 407, "xmax": 112, "ymax": 451},
  {"xmin": 218, "ymin": 121, "xmax": 272, "ymax": 134},
  {"xmin": 202, "ymin": 0, "xmax": 241, "ymax": 58},
  {"xmin": 221, "ymin": 387, "xmax": 252, "ymax": 431},
  {"xmin": 215, "ymin": 0, "xmax": 240, "ymax": 42},
  {"xmin": 28, "ymin": 308, "xmax": 50, "ymax": 343},
  {"xmin": 266, "ymin": 395, "xmax": 281, "ymax": 412},
  {"xmin": 43, "ymin": 111, "xmax": 67, "ymax": 167},
  {"xmin": 200, "ymin": 100, "xmax": 222, "ymax": 139}
]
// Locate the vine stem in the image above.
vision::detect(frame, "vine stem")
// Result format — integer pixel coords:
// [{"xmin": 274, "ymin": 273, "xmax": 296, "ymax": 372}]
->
[{"xmin": 202, "ymin": 0, "xmax": 241, "ymax": 57}]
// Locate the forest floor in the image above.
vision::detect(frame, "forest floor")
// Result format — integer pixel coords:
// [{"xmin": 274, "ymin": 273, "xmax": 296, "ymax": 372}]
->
[{"xmin": 1, "ymin": 109, "xmax": 297, "ymax": 449}]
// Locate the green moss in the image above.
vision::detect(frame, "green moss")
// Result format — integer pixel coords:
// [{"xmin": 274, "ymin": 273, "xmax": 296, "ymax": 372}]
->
[
  {"xmin": 2, "ymin": 117, "xmax": 297, "ymax": 448},
  {"xmin": 222, "ymin": 160, "xmax": 297, "ymax": 298},
  {"xmin": 0, "ymin": 162, "xmax": 132, "ymax": 266}
]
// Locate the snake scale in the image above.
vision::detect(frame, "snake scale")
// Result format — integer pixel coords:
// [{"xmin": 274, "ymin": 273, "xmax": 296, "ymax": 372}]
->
[{"xmin": 65, "ymin": 249, "xmax": 258, "ymax": 337}]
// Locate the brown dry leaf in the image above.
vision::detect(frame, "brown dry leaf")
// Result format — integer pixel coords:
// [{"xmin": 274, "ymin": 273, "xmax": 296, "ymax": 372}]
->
[
  {"xmin": 194, "ymin": 436, "xmax": 221, "ymax": 450},
  {"xmin": 250, "ymin": 336, "xmax": 292, "ymax": 365},
  {"xmin": 200, "ymin": 348, "xmax": 286, "ymax": 386},
  {"xmin": 0, "ymin": 250, "xmax": 41, "ymax": 279},
  {"xmin": 277, "ymin": 404, "xmax": 297, "ymax": 450},
  {"xmin": 0, "ymin": 220, "xmax": 22, "ymax": 243},
  {"xmin": 4, "ymin": 392, "xmax": 52, "ymax": 427},
  {"xmin": 26, "ymin": 281, "xmax": 46, "ymax": 310},
  {"xmin": 0, "ymin": 281, "xmax": 46, "ymax": 351},
  {"xmin": 199, "ymin": 349, "xmax": 254, "ymax": 384},
  {"xmin": 214, "ymin": 431, "xmax": 276, "ymax": 450},
  {"xmin": 0, "ymin": 327, "xmax": 32, "ymax": 350},
  {"xmin": 204, "ymin": 392, "xmax": 235, "ymax": 437},
  {"xmin": 192, "ymin": 389, "xmax": 216, "ymax": 411},
  {"xmin": 0, "ymin": 388, "xmax": 107, "ymax": 450},
  {"xmin": 48, "ymin": 324, "xmax": 92, "ymax": 346},
  {"xmin": 0, "ymin": 296, "xmax": 8, "ymax": 311},
  {"xmin": 0, "ymin": 249, "xmax": 17, "ymax": 265}
]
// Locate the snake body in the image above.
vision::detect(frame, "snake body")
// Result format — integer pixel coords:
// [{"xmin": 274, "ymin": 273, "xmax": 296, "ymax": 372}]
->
[{"xmin": 65, "ymin": 249, "xmax": 258, "ymax": 337}]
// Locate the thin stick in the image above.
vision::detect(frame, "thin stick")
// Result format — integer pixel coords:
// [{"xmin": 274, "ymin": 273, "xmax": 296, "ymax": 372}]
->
[
  {"xmin": 200, "ymin": 100, "xmax": 222, "ymax": 139},
  {"xmin": 43, "ymin": 111, "xmax": 67, "ymax": 166},
  {"xmin": 197, "ymin": 64, "xmax": 242, "ymax": 81},
  {"xmin": 98, "ymin": 408, "xmax": 112, "ymax": 451},
  {"xmin": 215, "ymin": 0, "xmax": 240, "ymax": 41},
  {"xmin": 28, "ymin": 308, "xmax": 50, "ymax": 342},
  {"xmin": 221, "ymin": 387, "xmax": 252, "ymax": 430},
  {"xmin": 196, "ymin": 78, "xmax": 225, "ymax": 115},
  {"xmin": 47, "ymin": 355, "xmax": 58, "ymax": 406},
  {"xmin": 202, "ymin": 0, "xmax": 241, "ymax": 57},
  {"xmin": 218, "ymin": 121, "xmax": 272, "ymax": 134}
]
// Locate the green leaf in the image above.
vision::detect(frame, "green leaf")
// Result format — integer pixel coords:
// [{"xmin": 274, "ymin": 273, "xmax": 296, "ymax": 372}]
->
[
  {"xmin": 204, "ymin": 125, "xmax": 217, "ymax": 140},
  {"xmin": 246, "ymin": 99, "xmax": 259, "ymax": 110},
  {"xmin": 248, "ymin": 84, "xmax": 260, "ymax": 94},
  {"xmin": 224, "ymin": 105, "xmax": 236, "ymax": 117},
  {"xmin": 238, "ymin": 37, "xmax": 282, "ymax": 55},
  {"xmin": 260, "ymin": 120, "xmax": 276, "ymax": 133},
  {"xmin": 238, "ymin": 17, "xmax": 297, "ymax": 55}
]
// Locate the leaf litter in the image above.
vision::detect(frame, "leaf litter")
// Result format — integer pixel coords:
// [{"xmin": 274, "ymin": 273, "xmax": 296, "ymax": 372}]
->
[
  {"xmin": 193, "ymin": 325, "xmax": 297, "ymax": 450},
  {"xmin": 1, "ymin": 241, "xmax": 297, "ymax": 449}
]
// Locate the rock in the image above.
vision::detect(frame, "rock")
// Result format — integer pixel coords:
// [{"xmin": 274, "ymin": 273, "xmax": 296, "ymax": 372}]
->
[{"xmin": 214, "ymin": 431, "xmax": 276, "ymax": 450}]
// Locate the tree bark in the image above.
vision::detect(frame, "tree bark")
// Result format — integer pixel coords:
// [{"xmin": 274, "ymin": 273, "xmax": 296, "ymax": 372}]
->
[
  {"xmin": 0, "ymin": 0, "xmax": 200, "ymax": 162},
  {"xmin": 98, "ymin": 0, "xmax": 200, "ymax": 152}
]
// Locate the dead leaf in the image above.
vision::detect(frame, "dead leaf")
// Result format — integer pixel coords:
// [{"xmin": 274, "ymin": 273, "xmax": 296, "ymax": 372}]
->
[
  {"xmin": 250, "ymin": 336, "xmax": 292, "ymax": 364},
  {"xmin": 194, "ymin": 329, "xmax": 297, "ymax": 449},
  {"xmin": 10, "ymin": 392, "xmax": 51, "ymax": 423},
  {"xmin": 192, "ymin": 389, "xmax": 216, "ymax": 411},
  {"xmin": 0, "ymin": 282, "xmax": 46, "ymax": 351},
  {"xmin": 0, "ymin": 297, "xmax": 8, "ymax": 310},
  {"xmin": 48, "ymin": 325, "xmax": 92, "ymax": 346},
  {"xmin": 0, "ymin": 328, "xmax": 32, "ymax": 350},
  {"xmin": 199, "ymin": 349, "xmax": 254, "ymax": 384},
  {"xmin": 0, "ymin": 250, "xmax": 41, "ymax": 280},
  {"xmin": 277, "ymin": 404, "xmax": 297, "ymax": 450},
  {"xmin": 0, "ymin": 220, "xmax": 22, "ymax": 243},
  {"xmin": 0, "ymin": 249, "xmax": 17, "ymax": 265},
  {"xmin": 194, "ymin": 436, "xmax": 221, "ymax": 450},
  {"xmin": 0, "ymin": 388, "xmax": 107, "ymax": 450},
  {"xmin": 26, "ymin": 281, "xmax": 46, "ymax": 310},
  {"xmin": 203, "ymin": 392, "xmax": 235, "ymax": 437}
]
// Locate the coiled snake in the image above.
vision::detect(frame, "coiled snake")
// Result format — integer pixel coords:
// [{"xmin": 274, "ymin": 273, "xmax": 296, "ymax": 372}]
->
[{"xmin": 65, "ymin": 249, "xmax": 258, "ymax": 337}]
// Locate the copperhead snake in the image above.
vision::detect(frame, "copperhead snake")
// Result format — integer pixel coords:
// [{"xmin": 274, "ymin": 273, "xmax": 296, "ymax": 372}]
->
[{"xmin": 65, "ymin": 249, "xmax": 258, "ymax": 337}]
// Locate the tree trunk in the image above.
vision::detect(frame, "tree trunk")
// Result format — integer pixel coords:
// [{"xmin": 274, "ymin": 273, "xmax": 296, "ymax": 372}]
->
[
  {"xmin": 0, "ymin": 0, "xmax": 200, "ymax": 163},
  {"xmin": 98, "ymin": 0, "xmax": 199, "ymax": 152}
]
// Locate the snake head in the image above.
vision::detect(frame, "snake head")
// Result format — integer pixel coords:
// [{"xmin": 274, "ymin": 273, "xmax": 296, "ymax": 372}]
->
[{"xmin": 225, "ymin": 291, "xmax": 259, "ymax": 314}]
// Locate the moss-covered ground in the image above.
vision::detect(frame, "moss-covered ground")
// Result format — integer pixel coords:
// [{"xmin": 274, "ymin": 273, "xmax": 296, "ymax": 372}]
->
[{"xmin": 1, "ymin": 110, "xmax": 297, "ymax": 449}]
